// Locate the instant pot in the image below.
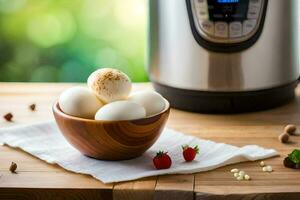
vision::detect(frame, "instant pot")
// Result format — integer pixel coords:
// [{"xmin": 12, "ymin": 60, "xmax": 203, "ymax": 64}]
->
[{"xmin": 148, "ymin": 0, "xmax": 299, "ymax": 113}]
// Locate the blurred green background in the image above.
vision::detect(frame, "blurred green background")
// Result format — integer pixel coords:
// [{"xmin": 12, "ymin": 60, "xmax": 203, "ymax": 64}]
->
[{"xmin": 0, "ymin": 0, "xmax": 148, "ymax": 82}]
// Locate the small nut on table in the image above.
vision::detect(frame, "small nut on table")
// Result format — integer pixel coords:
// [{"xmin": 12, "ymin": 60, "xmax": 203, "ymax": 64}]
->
[
  {"xmin": 278, "ymin": 133, "xmax": 289, "ymax": 143},
  {"xmin": 3, "ymin": 113, "xmax": 13, "ymax": 122},
  {"xmin": 9, "ymin": 162, "xmax": 17, "ymax": 173},
  {"xmin": 262, "ymin": 166, "xmax": 268, "ymax": 172},
  {"xmin": 230, "ymin": 168, "xmax": 239, "ymax": 173},
  {"xmin": 284, "ymin": 124, "xmax": 296, "ymax": 135},
  {"xmin": 238, "ymin": 170, "xmax": 245, "ymax": 176},
  {"xmin": 244, "ymin": 174, "xmax": 251, "ymax": 180},
  {"xmin": 265, "ymin": 165, "xmax": 273, "ymax": 172},
  {"xmin": 29, "ymin": 103, "xmax": 36, "ymax": 111}
]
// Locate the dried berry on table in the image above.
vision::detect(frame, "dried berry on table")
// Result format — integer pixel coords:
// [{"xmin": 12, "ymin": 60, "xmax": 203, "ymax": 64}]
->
[
  {"xmin": 3, "ymin": 113, "xmax": 13, "ymax": 122},
  {"xmin": 29, "ymin": 103, "xmax": 36, "ymax": 111},
  {"xmin": 9, "ymin": 162, "xmax": 17, "ymax": 173}
]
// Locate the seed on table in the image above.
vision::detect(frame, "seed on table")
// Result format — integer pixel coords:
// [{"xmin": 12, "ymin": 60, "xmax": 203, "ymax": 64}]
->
[
  {"xmin": 284, "ymin": 124, "xmax": 296, "ymax": 135},
  {"xmin": 266, "ymin": 165, "xmax": 273, "ymax": 172},
  {"xmin": 260, "ymin": 161, "xmax": 265, "ymax": 167},
  {"xmin": 236, "ymin": 176, "xmax": 244, "ymax": 181},
  {"xmin": 262, "ymin": 166, "xmax": 268, "ymax": 172},
  {"xmin": 244, "ymin": 174, "xmax": 251, "ymax": 180},
  {"xmin": 238, "ymin": 170, "xmax": 245, "ymax": 176},
  {"xmin": 234, "ymin": 172, "xmax": 239, "ymax": 178},
  {"xmin": 278, "ymin": 133, "xmax": 289, "ymax": 143},
  {"xmin": 231, "ymin": 168, "xmax": 239, "ymax": 173}
]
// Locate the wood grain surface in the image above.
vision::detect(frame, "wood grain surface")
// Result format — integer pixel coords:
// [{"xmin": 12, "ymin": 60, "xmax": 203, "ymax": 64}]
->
[{"xmin": 0, "ymin": 82, "xmax": 300, "ymax": 200}]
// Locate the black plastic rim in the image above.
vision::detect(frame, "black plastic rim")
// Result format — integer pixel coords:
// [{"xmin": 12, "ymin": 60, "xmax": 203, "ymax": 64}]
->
[{"xmin": 153, "ymin": 81, "xmax": 298, "ymax": 114}]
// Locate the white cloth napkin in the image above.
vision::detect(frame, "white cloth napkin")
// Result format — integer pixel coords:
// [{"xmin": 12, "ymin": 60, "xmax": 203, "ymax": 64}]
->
[{"xmin": 0, "ymin": 121, "xmax": 278, "ymax": 183}]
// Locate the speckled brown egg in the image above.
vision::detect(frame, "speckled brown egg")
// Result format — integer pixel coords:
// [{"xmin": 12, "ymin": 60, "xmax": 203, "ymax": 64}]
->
[{"xmin": 87, "ymin": 68, "xmax": 132, "ymax": 103}]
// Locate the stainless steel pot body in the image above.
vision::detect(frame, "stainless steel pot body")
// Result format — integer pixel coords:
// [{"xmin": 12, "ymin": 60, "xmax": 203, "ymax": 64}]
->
[{"xmin": 148, "ymin": 0, "xmax": 299, "ymax": 92}]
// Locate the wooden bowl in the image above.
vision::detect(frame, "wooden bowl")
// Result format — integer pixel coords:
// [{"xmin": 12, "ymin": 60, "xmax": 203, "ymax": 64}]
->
[{"xmin": 52, "ymin": 100, "xmax": 170, "ymax": 161}]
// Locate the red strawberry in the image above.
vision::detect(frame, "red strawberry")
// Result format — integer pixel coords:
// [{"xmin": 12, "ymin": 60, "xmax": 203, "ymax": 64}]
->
[
  {"xmin": 153, "ymin": 151, "xmax": 172, "ymax": 169},
  {"xmin": 182, "ymin": 145, "xmax": 199, "ymax": 162}
]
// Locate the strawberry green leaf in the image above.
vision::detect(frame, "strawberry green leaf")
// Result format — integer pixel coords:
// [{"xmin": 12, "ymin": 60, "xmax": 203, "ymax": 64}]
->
[
  {"xmin": 194, "ymin": 145, "xmax": 199, "ymax": 154},
  {"xmin": 156, "ymin": 151, "xmax": 167, "ymax": 157}
]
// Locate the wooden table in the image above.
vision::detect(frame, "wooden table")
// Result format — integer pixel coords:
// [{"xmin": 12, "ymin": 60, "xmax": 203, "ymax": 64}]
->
[{"xmin": 0, "ymin": 82, "xmax": 300, "ymax": 200}]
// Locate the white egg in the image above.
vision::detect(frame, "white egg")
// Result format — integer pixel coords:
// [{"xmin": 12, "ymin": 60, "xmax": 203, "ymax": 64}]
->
[
  {"xmin": 95, "ymin": 101, "xmax": 146, "ymax": 121},
  {"xmin": 59, "ymin": 86, "xmax": 103, "ymax": 119},
  {"xmin": 87, "ymin": 68, "xmax": 132, "ymax": 103},
  {"xmin": 128, "ymin": 91, "xmax": 166, "ymax": 116}
]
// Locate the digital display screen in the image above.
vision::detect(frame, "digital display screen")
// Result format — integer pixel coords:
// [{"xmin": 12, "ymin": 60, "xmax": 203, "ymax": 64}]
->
[
  {"xmin": 217, "ymin": 0, "xmax": 239, "ymax": 3},
  {"xmin": 208, "ymin": 0, "xmax": 249, "ymax": 22}
]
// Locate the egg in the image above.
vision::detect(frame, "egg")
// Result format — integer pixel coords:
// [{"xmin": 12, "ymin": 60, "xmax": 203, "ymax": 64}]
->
[
  {"xmin": 128, "ymin": 91, "xmax": 166, "ymax": 116},
  {"xmin": 95, "ymin": 101, "xmax": 146, "ymax": 121},
  {"xmin": 59, "ymin": 86, "xmax": 103, "ymax": 119},
  {"xmin": 87, "ymin": 68, "xmax": 132, "ymax": 103}
]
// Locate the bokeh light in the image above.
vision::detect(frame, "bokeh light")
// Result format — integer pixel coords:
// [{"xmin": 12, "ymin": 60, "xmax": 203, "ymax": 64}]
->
[
  {"xmin": 114, "ymin": 0, "xmax": 146, "ymax": 28},
  {"xmin": 0, "ymin": 0, "xmax": 27, "ymax": 14},
  {"xmin": 30, "ymin": 65, "xmax": 59, "ymax": 82},
  {"xmin": 27, "ymin": 10, "xmax": 76, "ymax": 48},
  {"xmin": 0, "ymin": 0, "xmax": 148, "ymax": 82}
]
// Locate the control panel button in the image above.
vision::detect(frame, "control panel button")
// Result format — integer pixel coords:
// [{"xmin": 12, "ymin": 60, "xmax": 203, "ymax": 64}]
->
[
  {"xmin": 249, "ymin": 0, "xmax": 262, "ymax": 6},
  {"xmin": 194, "ymin": 0, "xmax": 207, "ymax": 8},
  {"xmin": 247, "ymin": 0, "xmax": 262, "ymax": 19},
  {"xmin": 200, "ymin": 20, "xmax": 214, "ymax": 35},
  {"xmin": 229, "ymin": 22, "xmax": 242, "ymax": 38},
  {"xmin": 243, "ymin": 19, "xmax": 257, "ymax": 35},
  {"xmin": 198, "ymin": 7, "xmax": 209, "ymax": 20},
  {"xmin": 214, "ymin": 22, "xmax": 228, "ymax": 38},
  {"xmin": 212, "ymin": 13, "xmax": 224, "ymax": 20},
  {"xmin": 194, "ymin": 0, "xmax": 209, "ymax": 19}
]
